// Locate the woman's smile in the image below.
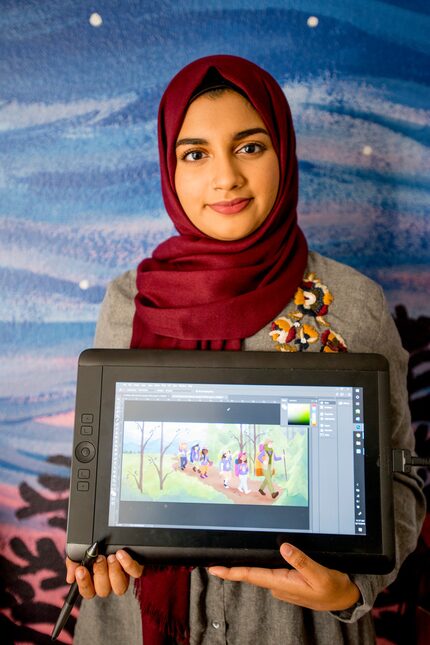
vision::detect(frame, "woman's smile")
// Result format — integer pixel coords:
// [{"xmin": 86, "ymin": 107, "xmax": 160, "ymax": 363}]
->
[{"xmin": 208, "ymin": 197, "xmax": 253, "ymax": 215}]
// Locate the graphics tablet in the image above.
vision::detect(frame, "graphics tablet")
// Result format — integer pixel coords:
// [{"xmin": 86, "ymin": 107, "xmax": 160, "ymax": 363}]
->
[{"xmin": 66, "ymin": 349, "xmax": 394, "ymax": 573}]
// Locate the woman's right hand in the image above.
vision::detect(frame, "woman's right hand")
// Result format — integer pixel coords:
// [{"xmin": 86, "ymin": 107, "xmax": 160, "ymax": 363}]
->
[{"xmin": 65, "ymin": 550, "xmax": 144, "ymax": 599}]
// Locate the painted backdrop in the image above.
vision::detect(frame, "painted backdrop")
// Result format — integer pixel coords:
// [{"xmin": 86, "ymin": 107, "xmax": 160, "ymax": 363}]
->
[{"xmin": 0, "ymin": 1, "xmax": 429, "ymax": 643}]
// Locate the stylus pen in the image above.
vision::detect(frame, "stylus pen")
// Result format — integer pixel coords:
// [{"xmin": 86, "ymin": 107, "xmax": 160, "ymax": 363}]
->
[{"xmin": 51, "ymin": 541, "xmax": 99, "ymax": 641}]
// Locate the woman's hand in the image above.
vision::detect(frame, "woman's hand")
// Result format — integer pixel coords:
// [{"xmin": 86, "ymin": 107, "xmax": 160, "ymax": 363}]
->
[
  {"xmin": 65, "ymin": 550, "xmax": 144, "ymax": 600},
  {"xmin": 208, "ymin": 543, "xmax": 360, "ymax": 612}
]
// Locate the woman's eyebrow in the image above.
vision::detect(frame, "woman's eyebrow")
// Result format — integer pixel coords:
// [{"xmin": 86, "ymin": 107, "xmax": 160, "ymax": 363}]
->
[
  {"xmin": 233, "ymin": 127, "xmax": 269, "ymax": 141},
  {"xmin": 176, "ymin": 137, "xmax": 207, "ymax": 148},
  {"xmin": 175, "ymin": 128, "xmax": 270, "ymax": 149}
]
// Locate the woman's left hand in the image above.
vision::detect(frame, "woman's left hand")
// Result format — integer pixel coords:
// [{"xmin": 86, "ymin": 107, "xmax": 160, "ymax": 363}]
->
[{"xmin": 208, "ymin": 543, "xmax": 360, "ymax": 612}]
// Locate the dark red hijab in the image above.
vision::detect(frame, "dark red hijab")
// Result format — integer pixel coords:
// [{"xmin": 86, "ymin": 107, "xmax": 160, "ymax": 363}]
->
[
  {"xmin": 132, "ymin": 55, "xmax": 308, "ymax": 644},
  {"xmin": 131, "ymin": 54, "xmax": 307, "ymax": 350}
]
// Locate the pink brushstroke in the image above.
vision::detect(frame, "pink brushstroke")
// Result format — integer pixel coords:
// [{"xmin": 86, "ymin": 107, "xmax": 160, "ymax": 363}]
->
[
  {"xmin": 34, "ymin": 410, "xmax": 75, "ymax": 428},
  {"xmin": 0, "ymin": 482, "xmax": 23, "ymax": 507}
]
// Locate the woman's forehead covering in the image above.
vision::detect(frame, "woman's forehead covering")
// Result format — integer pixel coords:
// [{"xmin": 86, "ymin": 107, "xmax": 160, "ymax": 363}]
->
[{"xmin": 158, "ymin": 54, "xmax": 295, "ymax": 182}]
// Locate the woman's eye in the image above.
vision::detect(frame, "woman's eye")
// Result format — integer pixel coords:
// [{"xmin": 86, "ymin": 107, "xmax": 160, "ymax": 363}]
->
[
  {"xmin": 237, "ymin": 142, "xmax": 265, "ymax": 155},
  {"xmin": 182, "ymin": 150, "xmax": 206, "ymax": 162}
]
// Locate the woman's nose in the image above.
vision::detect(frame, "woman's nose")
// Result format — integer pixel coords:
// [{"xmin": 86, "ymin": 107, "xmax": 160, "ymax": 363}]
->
[{"xmin": 211, "ymin": 154, "xmax": 244, "ymax": 191}]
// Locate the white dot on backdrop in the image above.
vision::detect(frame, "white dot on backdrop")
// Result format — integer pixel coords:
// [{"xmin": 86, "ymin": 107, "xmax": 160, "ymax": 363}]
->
[
  {"xmin": 89, "ymin": 13, "xmax": 103, "ymax": 28},
  {"xmin": 307, "ymin": 16, "xmax": 319, "ymax": 28},
  {"xmin": 362, "ymin": 145, "xmax": 373, "ymax": 156},
  {"xmin": 79, "ymin": 279, "xmax": 90, "ymax": 290}
]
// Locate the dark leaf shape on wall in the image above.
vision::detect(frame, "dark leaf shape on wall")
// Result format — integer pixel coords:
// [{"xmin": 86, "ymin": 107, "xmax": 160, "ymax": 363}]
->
[
  {"xmin": 47, "ymin": 455, "xmax": 71, "ymax": 467},
  {"xmin": 48, "ymin": 516, "xmax": 68, "ymax": 531},
  {"xmin": 16, "ymin": 482, "xmax": 68, "ymax": 520},
  {"xmin": 38, "ymin": 474, "xmax": 70, "ymax": 493},
  {"xmin": 0, "ymin": 554, "xmax": 35, "ymax": 603},
  {"xmin": 8, "ymin": 537, "xmax": 67, "ymax": 588}
]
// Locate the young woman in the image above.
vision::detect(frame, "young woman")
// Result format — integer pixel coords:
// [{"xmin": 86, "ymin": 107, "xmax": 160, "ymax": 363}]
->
[{"xmin": 66, "ymin": 55, "xmax": 424, "ymax": 645}]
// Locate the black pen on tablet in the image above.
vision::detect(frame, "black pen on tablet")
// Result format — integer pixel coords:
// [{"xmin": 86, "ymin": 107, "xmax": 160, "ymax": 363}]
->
[{"xmin": 51, "ymin": 541, "xmax": 99, "ymax": 641}]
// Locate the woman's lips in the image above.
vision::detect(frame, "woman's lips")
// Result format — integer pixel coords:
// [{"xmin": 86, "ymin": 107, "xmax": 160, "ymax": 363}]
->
[{"xmin": 208, "ymin": 198, "xmax": 252, "ymax": 214}]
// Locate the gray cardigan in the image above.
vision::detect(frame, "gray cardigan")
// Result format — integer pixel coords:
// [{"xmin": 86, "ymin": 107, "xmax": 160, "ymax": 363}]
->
[{"xmin": 74, "ymin": 251, "xmax": 425, "ymax": 645}]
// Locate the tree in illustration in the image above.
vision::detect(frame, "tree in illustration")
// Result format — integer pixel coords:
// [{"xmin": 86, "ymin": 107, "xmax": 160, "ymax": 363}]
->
[
  {"xmin": 282, "ymin": 448, "xmax": 288, "ymax": 483},
  {"xmin": 230, "ymin": 423, "xmax": 245, "ymax": 454},
  {"xmin": 131, "ymin": 421, "xmax": 155, "ymax": 493},
  {"xmin": 148, "ymin": 422, "xmax": 181, "ymax": 490}
]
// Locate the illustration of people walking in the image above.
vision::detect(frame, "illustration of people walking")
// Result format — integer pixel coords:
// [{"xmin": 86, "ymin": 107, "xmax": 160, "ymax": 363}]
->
[
  {"xmin": 199, "ymin": 448, "xmax": 212, "ymax": 478},
  {"xmin": 190, "ymin": 443, "xmax": 200, "ymax": 472},
  {"xmin": 178, "ymin": 442, "xmax": 188, "ymax": 470},
  {"xmin": 235, "ymin": 451, "xmax": 251, "ymax": 494},
  {"xmin": 257, "ymin": 440, "xmax": 282, "ymax": 499},
  {"xmin": 219, "ymin": 449, "xmax": 233, "ymax": 487}
]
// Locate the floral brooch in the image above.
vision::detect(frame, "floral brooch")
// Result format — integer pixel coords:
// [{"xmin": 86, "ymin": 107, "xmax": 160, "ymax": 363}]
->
[
  {"xmin": 290, "ymin": 272, "xmax": 333, "ymax": 326},
  {"xmin": 270, "ymin": 273, "xmax": 347, "ymax": 353}
]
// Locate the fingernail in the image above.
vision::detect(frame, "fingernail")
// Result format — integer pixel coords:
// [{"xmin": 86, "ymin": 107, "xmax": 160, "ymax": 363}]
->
[
  {"xmin": 282, "ymin": 543, "xmax": 293, "ymax": 556},
  {"xmin": 96, "ymin": 555, "xmax": 104, "ymax": 563},
  {"xmin": 116, "ymin": 551, "xmax": 124, "ymax": 560},
  {"xmin": 107, "ymin": 554, "xmax": 116, "ymax": 564},
  {"xmin": 76, "ymin": 568, "xmax": 85, "ymax": 579}
]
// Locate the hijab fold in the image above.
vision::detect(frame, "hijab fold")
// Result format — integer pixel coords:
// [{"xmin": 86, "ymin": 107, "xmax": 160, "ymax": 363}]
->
[{"xmin": 131, "ymin": 54, "xmax": 308, "ymax": 644}]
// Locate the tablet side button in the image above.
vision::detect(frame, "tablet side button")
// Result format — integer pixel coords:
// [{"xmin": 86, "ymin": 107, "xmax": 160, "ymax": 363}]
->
[
  {"xmin": 67, "ymin": 361, "xmax": 102, "ymax": 553},
  {"xmin": 81, "ymin": 425, "xmax": 93, "ymax": 435}
]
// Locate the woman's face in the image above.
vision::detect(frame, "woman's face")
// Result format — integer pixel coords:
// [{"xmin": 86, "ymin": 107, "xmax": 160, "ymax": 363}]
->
[{"xmin": 174, "ymin": 90, "xmax": 280, "ymax": 241}]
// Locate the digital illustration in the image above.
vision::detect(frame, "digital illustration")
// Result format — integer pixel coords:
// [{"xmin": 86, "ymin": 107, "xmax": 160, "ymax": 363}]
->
[{"xmin": 120, "ymin": 421, "xmax": 308, "ymax": 508}]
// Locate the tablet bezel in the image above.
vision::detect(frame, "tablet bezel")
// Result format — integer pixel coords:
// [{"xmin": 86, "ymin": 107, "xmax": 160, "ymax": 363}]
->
[{"xmin": 67, "ymin": 349, "xmax": 394, "ymax": 573}]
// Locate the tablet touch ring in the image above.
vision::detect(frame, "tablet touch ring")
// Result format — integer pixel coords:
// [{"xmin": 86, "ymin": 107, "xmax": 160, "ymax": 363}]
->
[{"xmin": 75, "ymin": 441, "xmax": 96, "ymax": 463}]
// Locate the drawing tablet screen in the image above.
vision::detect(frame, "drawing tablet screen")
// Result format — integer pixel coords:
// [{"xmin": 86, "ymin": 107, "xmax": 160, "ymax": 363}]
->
[
  {"xmin": 67, "ymin": 349, "xmax": 394, "ymax": 573},
  {"xmin": 109, "ymin": 381, "xmax": 366, "ymax": 537}
]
